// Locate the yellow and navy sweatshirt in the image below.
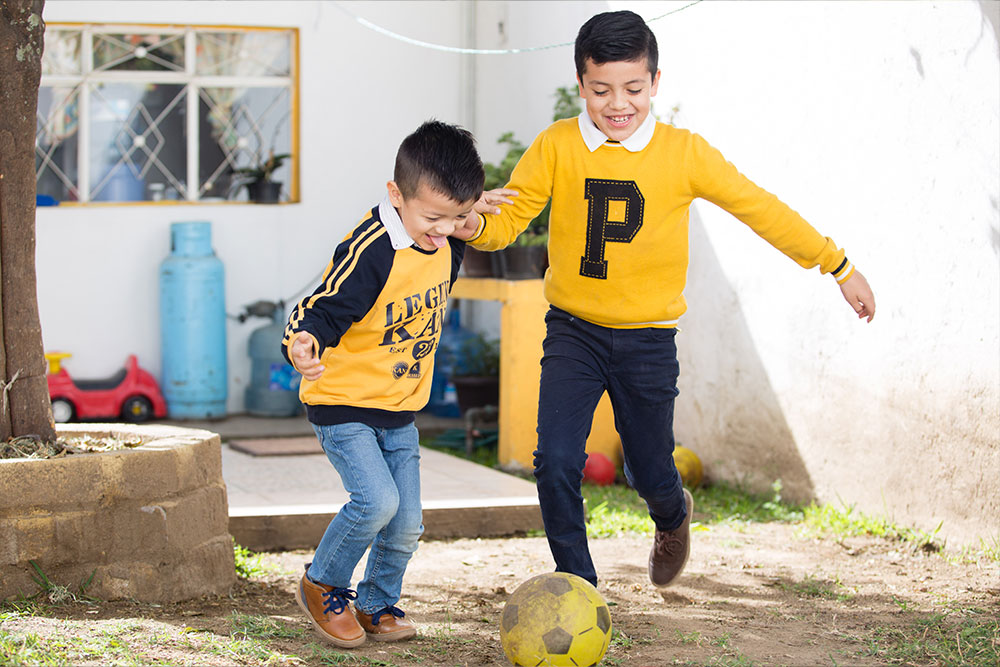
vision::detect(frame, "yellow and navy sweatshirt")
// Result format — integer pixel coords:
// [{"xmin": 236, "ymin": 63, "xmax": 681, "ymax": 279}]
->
[
  {"xmin": 283, "ymin": 198, "xmax": 464, "ymax": 427},
  {"xmin": 469, "ymin": 114, "xmax": 855, "ymax": 328}
]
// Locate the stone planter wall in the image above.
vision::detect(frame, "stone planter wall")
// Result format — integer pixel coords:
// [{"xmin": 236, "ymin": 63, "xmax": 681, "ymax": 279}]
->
[{"xmin": 0, "ymin": 424, "xmax": 235, "ymax": 603}]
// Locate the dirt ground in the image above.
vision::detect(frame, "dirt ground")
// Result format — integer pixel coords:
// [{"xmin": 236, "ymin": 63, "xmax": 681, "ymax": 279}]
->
[{"xmin": 5, "ymin": 519, "xmax": 999, "ymax": 666}]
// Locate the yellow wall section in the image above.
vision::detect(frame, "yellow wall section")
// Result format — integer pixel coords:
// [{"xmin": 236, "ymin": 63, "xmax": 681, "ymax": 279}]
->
[{"xmin": 451, "ymin": 278, "xmax": 621, "ymax": 470}]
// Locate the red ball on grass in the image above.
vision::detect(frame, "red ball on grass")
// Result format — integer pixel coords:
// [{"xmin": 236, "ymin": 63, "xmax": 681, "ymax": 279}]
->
[{"xmin": 582, "ymin": 452, "xmax": 616, "ymax": 486}]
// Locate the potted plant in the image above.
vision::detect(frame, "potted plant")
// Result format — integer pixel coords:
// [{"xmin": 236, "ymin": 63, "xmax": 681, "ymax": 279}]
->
[
  {"xmin": 232, "ymin": 149, "xmax": 291, "ymax": 203},
  {"xmin": 478, "ymin": 86, "xmax": 581, "ymax": 279},
  {"xmin": 449, "ymin": 333, "xmax": 500, "ymax": 415}
]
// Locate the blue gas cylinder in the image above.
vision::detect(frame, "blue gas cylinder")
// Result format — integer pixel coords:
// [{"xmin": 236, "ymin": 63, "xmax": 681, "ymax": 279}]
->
[
  {"xmin": 426, "ymin": 305, "xmax": 474, "ymax": 417},
  {"xmin": 245, "ymin": 309, "xmax": 302, "ymax": 417},
  {"xmin": 159, "ymin": 222, "xmax": 227, "ymax": 418}
]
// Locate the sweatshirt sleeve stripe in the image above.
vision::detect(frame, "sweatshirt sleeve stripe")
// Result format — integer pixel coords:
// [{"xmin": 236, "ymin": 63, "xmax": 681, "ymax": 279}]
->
[
  {"xmin": 307, "ymin": 224, "xmax": 386, "ymax": 309},
  {"xmin": 832, "ymin": 258, "xmax": 855, "ymax": 284},
  {"xmin": 284, "ymin": 219, "xmax": 386, "ymax": 341}
]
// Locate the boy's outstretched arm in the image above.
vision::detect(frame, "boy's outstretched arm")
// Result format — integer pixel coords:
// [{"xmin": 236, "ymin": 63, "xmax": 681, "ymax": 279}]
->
[
  {"xmin": 840, "ymin": 271, "xmax": 875, "ymax": 322},
  {"xmin": 453, "ymin": 188, "xmax": 518, "ymax": 241},
  {"xmin": 289, "ymin": 332, "xmax": 325, "ymax": 380}
]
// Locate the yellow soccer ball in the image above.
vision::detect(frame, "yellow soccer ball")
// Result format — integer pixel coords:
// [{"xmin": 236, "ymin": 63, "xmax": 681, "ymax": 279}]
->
[
  {"xmin": 673, "ymin": 445, "xmax": 703, "ymax": 489},
  {"xmin": 500, "ymin": 572, "xmax": 612, "ymax": 666}
]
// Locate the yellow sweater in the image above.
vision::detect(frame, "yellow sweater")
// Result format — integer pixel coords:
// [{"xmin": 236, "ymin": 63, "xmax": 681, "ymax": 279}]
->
[
  {"xmin": 471, "ymin": 118, "xmax": 853, "ymax": 327},
  {"xmin": 283, "ymin": 205, "xmax": 463, "ymax": 426}
]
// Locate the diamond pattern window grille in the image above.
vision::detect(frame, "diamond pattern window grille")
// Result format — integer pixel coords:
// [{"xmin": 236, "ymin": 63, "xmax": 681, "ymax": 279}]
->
[
  {"xmin": 94, "ymin": 32, "xmax": 186, "ymax": 72},
  {"xmin": 36, "ymin": 24, "xmax": 297, "ymax": 204},
  {"xmin": 36, "ymin": 84, "xmax": 82, "ymax": 202}
]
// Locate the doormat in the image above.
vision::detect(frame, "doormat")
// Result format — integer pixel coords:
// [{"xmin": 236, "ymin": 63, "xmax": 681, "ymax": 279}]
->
[{"xmin": 227, "ymin": 436, "xmax": 320, "ymax": 457}]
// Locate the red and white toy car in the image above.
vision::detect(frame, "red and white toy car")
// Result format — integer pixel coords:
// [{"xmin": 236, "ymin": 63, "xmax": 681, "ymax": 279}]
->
[{"xmin": 45, "ymin": 352, "xmax": 168, "ymax": 423}]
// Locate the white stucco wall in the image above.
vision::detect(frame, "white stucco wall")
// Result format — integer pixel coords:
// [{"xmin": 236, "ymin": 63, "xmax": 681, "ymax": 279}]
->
[
  {"xmin": 469, "ymin": 0, "xmax": 999, "ymax": 544},
  {"xmin": 471, "ymin": 1, "xmax": 609, "ymax": 165},
  {"xmin": 33, "ymin": 0, "xmax": 999, "ymax": 544},
  {"xmin": 612, "ymin": 0, "xmax": 998, "ymax": 544},
  {"xmin": 36, "ymin": 1, "xmax": 468, "ymax": 413}
]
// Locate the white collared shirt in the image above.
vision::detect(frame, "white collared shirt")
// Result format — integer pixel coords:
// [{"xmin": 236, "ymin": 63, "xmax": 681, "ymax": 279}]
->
[
  {"xmin": 378, "ymin": 196, "xmax": 417, "ymax": 250},
  {"xmin": 577, "ymin": 111, "xmax": 656, "ymax": 153}
]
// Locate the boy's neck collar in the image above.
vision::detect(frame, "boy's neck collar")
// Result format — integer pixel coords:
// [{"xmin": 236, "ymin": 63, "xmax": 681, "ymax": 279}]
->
[
  {"xmin": 378, "ymin": 196, "xmax": 418, "ymax": 250},
  {"xmin": 577, "ymin": 112, "xmax": 655, "ymax": 153}
]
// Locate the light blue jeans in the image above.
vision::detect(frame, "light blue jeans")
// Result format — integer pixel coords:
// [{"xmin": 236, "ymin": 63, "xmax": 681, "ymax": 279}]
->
[{"xmin": 306, "ymin": 421, "xmax": 423, "ymax": 614}]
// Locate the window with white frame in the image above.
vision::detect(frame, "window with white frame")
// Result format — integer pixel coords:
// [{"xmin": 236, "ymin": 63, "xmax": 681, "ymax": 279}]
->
[{"xmin": 36, "ymin": 24, "xmax": 297, "ymax": 204}]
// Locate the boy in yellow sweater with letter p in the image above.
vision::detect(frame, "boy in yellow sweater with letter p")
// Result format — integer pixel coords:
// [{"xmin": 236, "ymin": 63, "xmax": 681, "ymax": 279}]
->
[{"xmin": 456, "ymin": 10, "xmax": 874, "ymax": 592}]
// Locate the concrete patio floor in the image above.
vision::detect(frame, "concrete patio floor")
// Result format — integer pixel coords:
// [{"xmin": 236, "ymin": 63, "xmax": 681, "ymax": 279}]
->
[{"xmin": 160, "ymin": 413, "xmax": 543, "ymax": 551}]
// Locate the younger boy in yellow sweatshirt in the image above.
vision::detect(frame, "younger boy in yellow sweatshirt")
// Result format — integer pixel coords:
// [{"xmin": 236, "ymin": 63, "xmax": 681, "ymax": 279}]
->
[{"xmin": 284, "ymin": 120, "xmax": 483, "ymax": 646}]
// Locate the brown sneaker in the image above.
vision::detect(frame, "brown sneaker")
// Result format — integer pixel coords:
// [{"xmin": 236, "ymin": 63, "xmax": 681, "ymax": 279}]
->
[
  {"xmin": 649, "ymin": 488, "xmax": 694, "ymax": 589},
  {"xmin": 354, "ymin": 605, "xmax": 416, "ymax": 642},
  {"xmin": 294, "ymin": 565, "xmax": 365, "ymax": 648}
]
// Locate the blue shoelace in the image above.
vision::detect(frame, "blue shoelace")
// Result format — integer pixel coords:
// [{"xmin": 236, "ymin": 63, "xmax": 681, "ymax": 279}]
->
[
  {"xmin": 370, "ymin": 605, "xmax": 406, "ymax": 626},
  {"xmin": 322, "ymin": 587, "xmax": 358, "ymax": 615}
]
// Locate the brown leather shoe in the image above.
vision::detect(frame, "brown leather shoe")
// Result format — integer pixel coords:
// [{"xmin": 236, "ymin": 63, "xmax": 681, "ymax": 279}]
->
[
  {"xmin": 294, "ymin": 566, "xmax": 365, "ymax": 647},
  {"xmin": 354, "ymin": 605, "xmax": 416, "ymax": 641},
  {"xmin": 649, "ymin": 488, "xmax": 694, "ymax": 589}
]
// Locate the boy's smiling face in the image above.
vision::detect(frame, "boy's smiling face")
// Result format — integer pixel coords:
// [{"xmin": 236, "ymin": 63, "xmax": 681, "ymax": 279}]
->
[
  {"xmin": 388, "ymin": 180, "xmax": 475, "ymax": 252},
  {"xmin": 577, "ymin": 57, "xmax": 661, "ymax": 142}
]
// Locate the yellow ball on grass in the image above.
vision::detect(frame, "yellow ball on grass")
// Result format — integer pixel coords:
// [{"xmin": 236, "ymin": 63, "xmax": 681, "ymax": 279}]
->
[
  {"xmin": 500, "ymin": 572, "xmax": 612, "ymax": 666},
  {"xmin": 672, "ymin": 445, "xmax": 703, "ymax": 489}
]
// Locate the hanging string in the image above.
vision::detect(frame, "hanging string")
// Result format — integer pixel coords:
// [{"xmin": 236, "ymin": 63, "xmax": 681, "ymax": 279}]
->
[
  {"xmin": 331, "ymin": 1, "xmax": 704, "ymax": 55},
  {"xmin": 1, "ymin": 368, "xmax": 22, "ymax": 417}
]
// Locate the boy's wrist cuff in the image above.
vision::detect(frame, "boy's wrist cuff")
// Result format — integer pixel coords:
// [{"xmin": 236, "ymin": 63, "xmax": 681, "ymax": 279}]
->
[
  {"xmin": 832, "ymin": 257, "xmax": 855, "ymax": 284},
  {"xmin": 468, "ymin": 213, "xmax": 486, "ymax": 243}
]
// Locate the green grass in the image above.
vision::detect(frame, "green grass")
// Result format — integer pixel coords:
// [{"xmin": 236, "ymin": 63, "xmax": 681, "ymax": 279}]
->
[
  {"xmin": 423, "ymin": 437, "xmax": 999, "ymax": 567},
  {"xmin": 233, "ymin": 540, "xmax": 279, "ymax": 580},
  {"xmin": 852, "ymin": 606, "xmax": 1000, "ymax": 665},
  {"xmin": 0, "ymin": 630, "xmax": 66, "ymax": 666},
  {"xmin": 947, "ymin": 535, "xmax": 1000, "ymax": 565},
  {"xmin": 581, "ymin": 478, "xmax": 805, "ymax": 538},
  {"xmin": 304, "ymin": 643, "xmax": 396, "ymax": 665},
  {"xmin": 769, "ymin": 573, "xmax": 854, "ymax": 602},
  {"xmin": 229, "ymin": 611, "xmax": 305, "ymax": 640},
  {"xmin": 692, "ymin": 479, "xmax": 803, "ymax": 525},
  {"xmin": 19, "ymin": 560, "xmax": 98, "ymax": 606},
  {"xmin": 799, "ymin": 502, "xmax": 944, "ymax": 553},
  {"xmin": 0, "ymin": 621, "xmax": 153, "ymax": 666},
  {"xmin": 584, "ymin": 483, "xmax": 655, "ymax": 537}
]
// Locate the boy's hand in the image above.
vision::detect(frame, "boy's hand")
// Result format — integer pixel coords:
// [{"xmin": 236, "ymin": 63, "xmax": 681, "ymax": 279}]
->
[
  {"xmin": 840, "ymin": 271, "xmax": 875, "ymax": 322},
  {"xmin": 476, "ymin": 188, "xmax": 518, "ymax": 216},
  {"xmin": 290, "ymin": 332, "xmax": 325, "ymax": 381},
  {"xmin": 453, "ymin": 188, "xmax": 519, "ymax": 241}
]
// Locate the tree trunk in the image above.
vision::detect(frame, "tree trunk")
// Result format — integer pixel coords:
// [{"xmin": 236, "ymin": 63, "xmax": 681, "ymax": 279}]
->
[{"xmin": 0, "ymin": 0, "xmax": 56, "ymax": 442}]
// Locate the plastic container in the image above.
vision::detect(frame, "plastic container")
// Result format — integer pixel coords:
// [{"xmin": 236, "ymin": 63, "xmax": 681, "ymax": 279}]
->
[
  {"xmin": 159, "ymin": 222, "xmax": 227, "ymax": 418},
  {"xmin": 245, "ymin": 310, "xmax": 302, "ymax": 417},
  {"xmin": 426, "ymin": 305, "xmax": 475, "ymax": 417}
]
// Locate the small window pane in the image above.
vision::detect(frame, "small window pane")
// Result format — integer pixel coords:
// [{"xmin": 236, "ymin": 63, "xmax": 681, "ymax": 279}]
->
[
  {"xmin": 196, "ymin": 31, "xmax": 291, "ymax": 76},
  {"xmin": 93, "ymin": 32, "xmax": 185, "ymax": 72},
  {"xmin": 89, "ymin": 82, "xmax": 187, "ymax": 201},
  {"xmin": 41, "ymin": 29, "xmax": 81, "ymax": 75},
  {"xmin": 200, "ymin": 86, "xmax": 291, "ymax": 201},
  {"xmin": 36, "ymin": 85, "xmax": 81, "ymax": 201}
]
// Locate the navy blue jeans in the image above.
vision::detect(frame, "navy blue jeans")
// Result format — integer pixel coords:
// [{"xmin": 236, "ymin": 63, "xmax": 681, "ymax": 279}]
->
[{"xmin": 534, "ymin": 306, "xmax": 687, "ymax": 586}]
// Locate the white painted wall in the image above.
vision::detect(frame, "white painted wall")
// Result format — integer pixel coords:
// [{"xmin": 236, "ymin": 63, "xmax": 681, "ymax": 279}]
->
[
  {"xmin": 608, "ymin": 0, "xmax": 998, "ymax": 543},
  {"xmin": 471, "ymin": 1, "xmax": 609, "ymax": 165},
  {"xmin": 468, "ymin": 0, "xmax": 999, "ymax": 543},
  {"xmin": 37, "ymin": 1, "xmax": 468, "ymax": 413},
  {"xmin": 34, "ymin": 0, "xmax": 1000, "ymax": 543}
]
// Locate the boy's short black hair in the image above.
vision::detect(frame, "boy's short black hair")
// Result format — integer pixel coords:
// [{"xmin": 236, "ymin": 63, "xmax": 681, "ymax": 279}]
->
[
  {"xmin": 394, "ymin": 120, "xmax": 484, "ymax": 204},
  {"xmin": 575, "ymin": 10, "xmax": 658, "ymax": 80}
]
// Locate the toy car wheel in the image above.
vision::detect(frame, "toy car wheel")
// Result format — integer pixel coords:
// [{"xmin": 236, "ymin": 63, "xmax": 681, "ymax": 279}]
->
[
  {"xmin": 121, "ymin": 395, "xmax": 153, "ymax": 423},
  {"xmin": 51, "ymin": 398, "xmax": 75, "ymax": 423}
]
